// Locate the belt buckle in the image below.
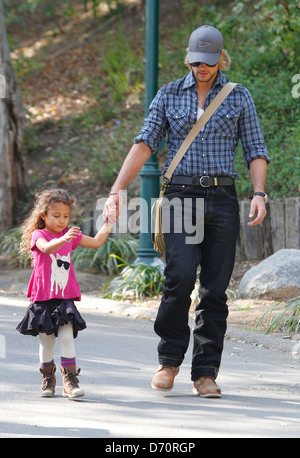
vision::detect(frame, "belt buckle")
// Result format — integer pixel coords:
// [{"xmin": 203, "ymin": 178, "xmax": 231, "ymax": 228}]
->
[{"xmin": 199, "ymin": 176, "xmax": 210, "ymax": 187}]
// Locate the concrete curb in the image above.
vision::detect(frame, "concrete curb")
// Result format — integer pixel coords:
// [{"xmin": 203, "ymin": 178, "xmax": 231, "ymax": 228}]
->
[
  {"xmin": 79, "ymin": 295, "xmax": 296, "ymax": 354},
  {"xmin": 225, "ymin": 326, "xmax": 295, "ymax": 353}
]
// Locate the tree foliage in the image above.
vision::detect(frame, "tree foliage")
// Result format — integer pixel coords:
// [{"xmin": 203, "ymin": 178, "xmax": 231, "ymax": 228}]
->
[
  {"xmin": 4, "ymin": 0, "xmax": 123, "ymax": 18},
  {"xmin": 4, "ymin": 0, "xmax": 300, "ymax": 203}
]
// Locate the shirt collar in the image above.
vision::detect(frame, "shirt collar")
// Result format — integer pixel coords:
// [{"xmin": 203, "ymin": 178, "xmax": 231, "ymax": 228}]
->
[
  {"xmin": 183, "ymin": 70, "xmax": 229, "ymax": 91},
  {"xmin": 213, "ymin": 71, "xmax": 229, "ymax": 89},
  {"xmin": 183, "ymin": 70, "xmax": 197, "ymax": 90}
]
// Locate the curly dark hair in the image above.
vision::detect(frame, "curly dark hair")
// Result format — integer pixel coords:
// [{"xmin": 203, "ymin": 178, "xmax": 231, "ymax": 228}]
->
[{"xmin": 19, "ymin": 189, "xmax": 76, "ymax": 260}]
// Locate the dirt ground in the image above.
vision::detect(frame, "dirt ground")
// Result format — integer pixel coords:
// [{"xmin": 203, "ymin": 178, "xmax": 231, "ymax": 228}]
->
[{"xmin": 0, "ymin": 257, "xmax": 280, "ymax": 335}]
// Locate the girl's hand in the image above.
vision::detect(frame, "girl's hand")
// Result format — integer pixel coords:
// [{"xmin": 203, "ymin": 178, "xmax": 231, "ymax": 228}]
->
[
  {"xmin": 103, "ymin": 193, "xmax": 122, "ymax": 225},
  {"xmin": 65, "ymin": 226, "xmax": 82, "ymax": 241}
]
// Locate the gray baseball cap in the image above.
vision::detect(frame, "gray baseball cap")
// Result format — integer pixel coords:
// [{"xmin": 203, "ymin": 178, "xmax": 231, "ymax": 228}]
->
[{"xmin": 188, "ymin": 25, "xmax": 223, "ymax": 66}]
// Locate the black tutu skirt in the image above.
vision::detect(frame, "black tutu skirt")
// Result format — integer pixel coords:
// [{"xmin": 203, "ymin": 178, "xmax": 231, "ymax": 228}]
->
[{"xmin": 16, "ymin": 298, "xmax": 87, "ymax": 338}]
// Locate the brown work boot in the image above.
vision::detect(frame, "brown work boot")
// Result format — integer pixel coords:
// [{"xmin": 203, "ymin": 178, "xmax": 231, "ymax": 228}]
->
[
  {"xmin": 193, "ymin": 377, "xmax": 222, "ymax": 398},
  {"xmin": 151, "ymin": 365, "xmax": 180, "ymax": 391},
  {"xmin": 61, "ymin": 367, "xmax": 85, "ymax": 398},
  {"xmin": 39, "ymin": 365, "xmax": 56, "ymax": 398}
]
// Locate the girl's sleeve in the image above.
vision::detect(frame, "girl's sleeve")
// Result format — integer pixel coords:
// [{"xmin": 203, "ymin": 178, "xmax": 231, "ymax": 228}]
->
[
  {"xmin": 71, "ymin": 232, "xmax": 83, "ymax": 251},
  {"xmin": 30, "ymin": 230, "xmax": 46, "ymax": 250}
]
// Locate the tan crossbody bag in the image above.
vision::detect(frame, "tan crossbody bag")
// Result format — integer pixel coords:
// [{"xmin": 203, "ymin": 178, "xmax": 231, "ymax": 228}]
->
[{"xmin": 151, "ymin": 82, "xmax": 237, "ymax": 256}]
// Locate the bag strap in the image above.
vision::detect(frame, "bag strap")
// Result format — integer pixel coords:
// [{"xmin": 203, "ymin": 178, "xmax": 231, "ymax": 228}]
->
[{"xmin": 163, "ymin": 82, "xmax": 237, "ymax": 182}]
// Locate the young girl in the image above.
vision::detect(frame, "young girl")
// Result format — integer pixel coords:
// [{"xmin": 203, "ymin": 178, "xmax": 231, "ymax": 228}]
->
[{"xmin": 17, "ymin": 188, "xmax": 114, "ymax": 399}]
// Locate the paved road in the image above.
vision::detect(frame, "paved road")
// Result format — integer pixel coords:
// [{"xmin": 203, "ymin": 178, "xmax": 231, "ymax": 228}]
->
[{"xmin": 0, "ymin": 295, "xmax": 299, "ymax": 439}]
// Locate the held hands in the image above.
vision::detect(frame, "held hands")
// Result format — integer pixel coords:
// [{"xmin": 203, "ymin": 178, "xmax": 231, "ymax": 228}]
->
[
  {"xmin": 64, "ymin": 192, "xmax": 121, "ymax": 246},
  {"xmin": 103, "ymin": 192, "xmax": 123, "ymax": 225},
  {"xmin": 248, "ymin": 196, "xmax": 267, "ymax": 226}
]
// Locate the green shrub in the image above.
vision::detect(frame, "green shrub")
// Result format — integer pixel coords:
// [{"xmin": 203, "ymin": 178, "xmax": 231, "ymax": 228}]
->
[
  {"xmin": 72, "ymin": 234, "xmax": 139, "ymax": 274},
  {"xmin": 0, "ymin": 227, "xmax": 30, "ymax": 268},
  {"xmin": 103, "ymin": 256, "xmax": 164, "ymax": 300},
  {"xmin": 257, "ymin": 296, "xmax": 300, "ymax": 334}
]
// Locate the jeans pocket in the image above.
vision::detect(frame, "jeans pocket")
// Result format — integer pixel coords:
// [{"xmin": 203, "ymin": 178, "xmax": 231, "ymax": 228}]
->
[{"xmin": 219, "ymin": 185, "xmax": 239, "ymax": 201}]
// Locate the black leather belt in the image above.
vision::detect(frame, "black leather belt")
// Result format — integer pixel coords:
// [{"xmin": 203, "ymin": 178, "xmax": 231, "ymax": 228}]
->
[{"xmin": 169, "ymin": 175, "xmax": 234, "ymax": 188}]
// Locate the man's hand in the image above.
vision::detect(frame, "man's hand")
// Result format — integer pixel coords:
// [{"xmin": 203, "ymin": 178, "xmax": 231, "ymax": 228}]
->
[
  {"xmin": 247, "ymin": 196, "xmax": 267, "ymax": 226},
  {"xmin": 103, "ymin": 192, "xmax": 123, "ymax": 225},
  {"xmin": 101, "ymin": 142, "xmax": 151, "ymax": 225},
  {"xmin": 248, "ymin": 158, "xmax": 268, "ymax": 226}
]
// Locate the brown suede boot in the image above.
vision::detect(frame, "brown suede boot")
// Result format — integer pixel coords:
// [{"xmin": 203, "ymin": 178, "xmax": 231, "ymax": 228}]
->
[
  {"xmin": 151, "ymin": 365, "xmax": 180, "ymax": 391},
  {"xmin": 39, "ymin": 365, "xmax": 56, "ymax": 398},
  {"xmin": 61, "ymin": 366, "xmax": 84, "ymax": 398},
  {"xmin": 193, "ymin": 377, "xmax": 222, "ymax": 398}
]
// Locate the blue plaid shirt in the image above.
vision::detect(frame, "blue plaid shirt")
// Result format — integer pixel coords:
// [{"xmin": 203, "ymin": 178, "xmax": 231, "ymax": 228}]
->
[{"xmin": 134, "ymin": 71, "xmax": 270, "ymax": 178}]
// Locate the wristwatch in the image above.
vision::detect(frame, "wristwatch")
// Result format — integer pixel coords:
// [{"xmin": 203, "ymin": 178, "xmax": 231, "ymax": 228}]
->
[{"xmin": 253, "ymin": 191, "xmax": 268, "ymax": 203}]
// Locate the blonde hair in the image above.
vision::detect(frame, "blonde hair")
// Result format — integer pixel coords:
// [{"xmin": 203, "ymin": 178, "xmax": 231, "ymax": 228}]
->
[
  {"xmin": 185, "ymin": 48, "xmax": 231, "ymax": 72},
  {"xmin": 19, "ymin": 188, "xmax": 76, "ymax": 261}
]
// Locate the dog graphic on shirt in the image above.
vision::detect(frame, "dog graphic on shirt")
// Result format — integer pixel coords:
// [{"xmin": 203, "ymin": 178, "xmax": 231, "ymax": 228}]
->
[{"xmin": 50, "ymin": 253, "xmax": 70, "ymax": 296}]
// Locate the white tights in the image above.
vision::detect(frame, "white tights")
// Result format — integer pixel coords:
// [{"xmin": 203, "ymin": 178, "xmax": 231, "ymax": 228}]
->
[{"xmin": 39, "ymin": 323, "xmax": 75, "ymax": 364}]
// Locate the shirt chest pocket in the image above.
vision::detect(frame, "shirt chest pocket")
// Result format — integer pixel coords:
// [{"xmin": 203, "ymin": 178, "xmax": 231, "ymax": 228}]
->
[
  {"xmin": 166, "ymin": 108, "xmax": 191, "ymax": 138},
  {"xmin": 211, "ymin": 106, "xmax": 239, "ymax": 137}
]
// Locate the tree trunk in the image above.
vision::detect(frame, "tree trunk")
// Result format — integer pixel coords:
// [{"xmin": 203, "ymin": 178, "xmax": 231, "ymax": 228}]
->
[{"xmin": 0, "ymin": 0, "xmax": 26, "ymax": 232}]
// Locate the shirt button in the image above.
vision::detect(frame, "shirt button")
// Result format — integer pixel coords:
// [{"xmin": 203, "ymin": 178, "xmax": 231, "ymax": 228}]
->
[{"xmin": 202, "ymin": 154, "xmax": 205, "ymax": 157}]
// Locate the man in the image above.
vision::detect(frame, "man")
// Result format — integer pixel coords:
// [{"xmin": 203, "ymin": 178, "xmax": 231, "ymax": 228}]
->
[{"xmin": 103, "ymin": 25, "xmax": 270, "ymax": 398}]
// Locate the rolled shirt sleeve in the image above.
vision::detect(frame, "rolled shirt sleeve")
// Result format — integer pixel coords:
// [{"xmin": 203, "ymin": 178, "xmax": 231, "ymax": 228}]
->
[
  {"xmin": 238, "ymin": 88, "xmax": 270, "ymax": 168},
  {"xmin": 134, "ymin": 88, "xmax": 168, "ymax": 153}
]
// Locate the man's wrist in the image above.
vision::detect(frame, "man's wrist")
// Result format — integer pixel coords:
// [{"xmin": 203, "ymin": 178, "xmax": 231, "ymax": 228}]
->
[
  {"xmin": 108, "ymin": 189, "xmax": 123, "ymax": 197},
  {"xmin": 253, "ymin": 191, "xmax": 268, "ymax": 203}
]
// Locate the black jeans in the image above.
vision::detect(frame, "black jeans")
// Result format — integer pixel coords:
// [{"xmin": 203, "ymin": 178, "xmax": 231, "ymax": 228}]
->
[{"xmin": 154, "ymin": 184, "xmax": 240, "ymax": 381}]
